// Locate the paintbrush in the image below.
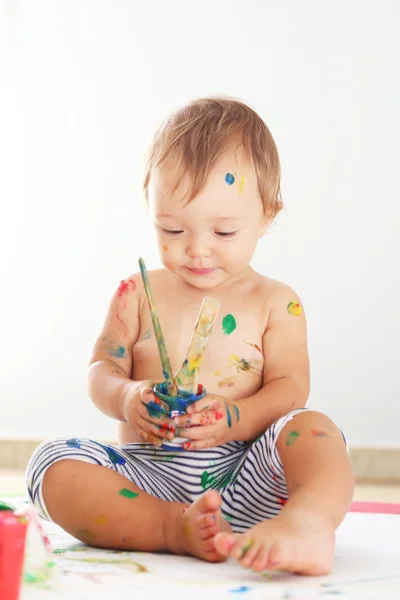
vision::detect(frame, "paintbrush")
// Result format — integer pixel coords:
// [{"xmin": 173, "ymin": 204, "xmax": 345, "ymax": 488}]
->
[
  {"xmin": 174, "ymin": 296, "xmax": 220, "ymax": 394},
  {"xmin": 138, "ymin": 258, "xmax": 177, "ymax": 396}
]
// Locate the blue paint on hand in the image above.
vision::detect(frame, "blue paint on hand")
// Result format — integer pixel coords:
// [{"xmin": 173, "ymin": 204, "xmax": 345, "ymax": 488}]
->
[{"xmin": 224, "ymin": 402, "xmax": 232, "ymax": 428}]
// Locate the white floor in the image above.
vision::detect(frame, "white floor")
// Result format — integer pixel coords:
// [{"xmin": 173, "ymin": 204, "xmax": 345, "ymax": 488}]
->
[
  {"xmin": 2, "ymin": 472, "xmax": 400, "ymax": 599},
  {"xmin": 19, "ymin": 511, "xmax": 400, "ymax": 600}
]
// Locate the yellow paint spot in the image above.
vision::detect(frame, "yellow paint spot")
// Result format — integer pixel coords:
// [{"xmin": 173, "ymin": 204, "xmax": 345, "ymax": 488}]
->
[
  {"xmin": 214, "ymin": 371, "xmax": 221, "ymax": 376},
  {"xmin": 287, "ymin": 301, "xmax": 302, "ymax": 317},
  {"xmin": 95, "ymin": 515, "xmax": 107, "ymax": 525},
  {"xmin": 238, "ymin": 175, "xmax": 246, "ymax": 194},
  {"xmin": 218, "ymin": 377, "xmax": 236, "ymax": 388},
  {"xmin": 162, "ymin": 245, "xmax": 168, "ymax": 252},
  {"xmin": 188, "ymin": 354, "xmax": 202, "ymax": 371}
]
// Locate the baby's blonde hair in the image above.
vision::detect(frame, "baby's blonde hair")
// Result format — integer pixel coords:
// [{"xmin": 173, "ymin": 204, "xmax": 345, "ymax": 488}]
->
[{"xmin": 143, "ymin": 97, "xmax": 283, "ymax": 221}]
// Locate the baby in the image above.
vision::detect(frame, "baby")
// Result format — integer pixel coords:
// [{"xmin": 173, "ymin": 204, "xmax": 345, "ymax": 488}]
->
[{"xmin": 26, "ymin": 97, "xmax": 354, "ymax": 575}]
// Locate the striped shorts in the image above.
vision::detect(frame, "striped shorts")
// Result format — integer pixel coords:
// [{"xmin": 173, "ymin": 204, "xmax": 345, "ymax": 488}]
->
[{"xmin": 26, "ymin": 408, "xmax": 344, "ymax": 533}]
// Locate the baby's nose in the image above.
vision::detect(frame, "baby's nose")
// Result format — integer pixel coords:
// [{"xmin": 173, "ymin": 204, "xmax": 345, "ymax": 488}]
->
[{"xmin": 186, "ymin": 235, "xmax": 212, "ymax": 258}]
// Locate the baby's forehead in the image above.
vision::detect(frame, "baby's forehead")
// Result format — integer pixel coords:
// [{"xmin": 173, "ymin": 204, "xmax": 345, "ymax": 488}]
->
[{"xmin": 150, "ymin": 151, "xmax": 258, "ymax": 210}]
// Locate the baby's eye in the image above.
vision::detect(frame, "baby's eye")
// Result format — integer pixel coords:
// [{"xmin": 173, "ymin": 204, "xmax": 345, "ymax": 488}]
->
[
  {"xmin": 215, "ymin": 231, "xmax": 237, "ymax": 238},
  {"xmin": 162, "ymin": 228, "xmax": 184, "ymax": 236}
]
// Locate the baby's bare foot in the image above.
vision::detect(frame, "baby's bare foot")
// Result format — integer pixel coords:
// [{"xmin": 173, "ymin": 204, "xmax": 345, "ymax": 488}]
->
[
  {"xmin": 178, "ymin": 490, "xmax": 232, "ymax": 562},
  {"xmin": 214, "ymin": 510, "xmax": 335, "ymax": 575}
]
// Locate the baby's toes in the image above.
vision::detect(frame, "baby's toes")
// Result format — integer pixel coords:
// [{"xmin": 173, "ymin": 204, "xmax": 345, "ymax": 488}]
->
[
  {"xmin": 265, "ymin": 542, "xmax": 284, "ymax": 571},
  {"xmin": 197, "ymin": 513, "xmax": 218, "ymax": 539},
  {"xmin": 251, "ymin": 544, "xmax": 270, "ymax": 573},
  {"xmin": 231, "ymin": 536, "xmax": 254, "ymax": 561},
  {"xmin": 239, "ymin": 538, "xmax": 259, "ymax": 568},
  {"xmin": 198, "ymin": 512, "xmax": 217, "ymax": 530},
  {"xmin": 213, "ymin": 532, "xmax": 237, "ymax": 556}
]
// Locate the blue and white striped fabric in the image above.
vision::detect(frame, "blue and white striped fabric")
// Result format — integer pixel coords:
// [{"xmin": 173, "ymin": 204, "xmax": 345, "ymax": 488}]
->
[{"xmin": 26, "ymin": 408, "xmax": 335, "ymax": 533}]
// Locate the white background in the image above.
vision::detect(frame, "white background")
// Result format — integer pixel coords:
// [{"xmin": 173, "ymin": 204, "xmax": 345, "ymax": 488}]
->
[{"xmin": 1, "ymin": 1, "xmax": 399, "ymax": 446}]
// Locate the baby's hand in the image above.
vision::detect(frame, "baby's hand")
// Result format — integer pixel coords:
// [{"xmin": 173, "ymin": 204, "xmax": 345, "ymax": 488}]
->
[
  {"xmin": 122, "ymin": 381, "xmax": 176, "ymax": 447},
  {"xmin": 173, "ymin": 393, "xmax": 241, "ymax": 450}
]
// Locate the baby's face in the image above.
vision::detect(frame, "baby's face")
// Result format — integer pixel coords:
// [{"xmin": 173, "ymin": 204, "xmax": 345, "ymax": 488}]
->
[{"xmin": 148, "ymin": 147, "xmax": 267, "ymax": 289}]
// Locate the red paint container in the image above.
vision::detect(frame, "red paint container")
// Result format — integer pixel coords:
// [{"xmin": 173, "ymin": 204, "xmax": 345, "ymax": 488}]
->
[{"xmin": 0, "ymin": 511, "xmax": 28, "ymax": 600}]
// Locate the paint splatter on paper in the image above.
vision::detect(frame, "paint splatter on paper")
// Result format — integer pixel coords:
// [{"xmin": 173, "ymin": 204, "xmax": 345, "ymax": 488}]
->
[
  {"xmin": 222, "ymin": 313, "xmax": 237, "ymax": 335},
  {"xmin": 287, "ymin": 301, "xmax": 302, "ymax": 316},
  {"xmin": 286, "ymin": 430, "xmax": 300, "ymax": 446},
  {"xmin": 225, "ymin": 172, "xmax": 235, "ymax": 185},
  {"xmin": 118, "ymin": 488, "xmax": 139, "ymax": 499}
]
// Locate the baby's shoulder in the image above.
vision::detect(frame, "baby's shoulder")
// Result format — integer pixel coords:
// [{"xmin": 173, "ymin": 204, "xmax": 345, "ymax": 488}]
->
[{"xmin": 251, "ymin": 272, "xmax": 302, "ymax": 317}]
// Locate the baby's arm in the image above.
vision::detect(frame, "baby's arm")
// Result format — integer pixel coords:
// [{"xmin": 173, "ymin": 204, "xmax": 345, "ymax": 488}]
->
[
  {"xmin": 87, "ymin": 275, "xmax": 141, "ymax": 421},
  {"xmin": 234, "ymin": 284, "xmax": 310, "ymax": 441}
]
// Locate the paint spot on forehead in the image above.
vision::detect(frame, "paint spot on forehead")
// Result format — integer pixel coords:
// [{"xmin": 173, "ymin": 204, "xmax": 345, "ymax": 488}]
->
[
  {"xmin": 238, "ymin": 175, "xmax": 246, "ymax": 194},
  {"xmin": 222, "ymin": 314, "xmax": 237, "ymax": 335},
  {"xmin": 225, "ymin": 172, "xmax": 235, "ymax": 185},
  {"xmin": 287, "ymin": 301, "xmax": 302, "ymax": 316}
]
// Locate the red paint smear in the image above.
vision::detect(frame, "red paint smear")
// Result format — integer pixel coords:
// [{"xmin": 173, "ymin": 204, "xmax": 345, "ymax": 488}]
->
[
  {"xmin": 117, "ymin": 279, "xmax": 136, "ymax": 297},
  {"xmin": 197, "ymin": 384, "xmax": 204, "ymax": 395},
  {"xmin": 184, "ymin": 443, "xmax": 191, "ymax": 450},
  {"xmin": 310, "ymin": 429, "xmax": 329, "ymax": 437},
  {"xmin": 214, "ymin": 411, "xmax": 224, "ymax": 421},
  {"xmin": 116, "ymin": 279, "xmax": 136, "ymax": 336},
  {"xmin": 278, "ymin": 498, "xmax": 287, "ymax": 506}
]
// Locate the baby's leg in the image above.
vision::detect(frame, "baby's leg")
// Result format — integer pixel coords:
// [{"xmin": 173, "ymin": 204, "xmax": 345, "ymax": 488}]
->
[
  {"xmin": 26, "ymin": 438, "xmax": 231, "ymax": 561},
  {"xmin": 215, "ymin": 410, "xmax": 354, "ymax": 574}
]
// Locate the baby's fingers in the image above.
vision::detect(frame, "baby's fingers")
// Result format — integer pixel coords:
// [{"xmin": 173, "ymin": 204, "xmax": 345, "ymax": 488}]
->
[
  {"xmin": 186, "ymin": 396, "xmax": 221, "ymax": 415},
  {"xmin": 136, "ymin": 415, "xmax": 175, "ymax": 444}
]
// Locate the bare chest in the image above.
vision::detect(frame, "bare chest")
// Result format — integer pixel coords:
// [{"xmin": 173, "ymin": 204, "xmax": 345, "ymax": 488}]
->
[{"xmin": 132, "ymin": 294, "xmax": 266, "ymax": 400}]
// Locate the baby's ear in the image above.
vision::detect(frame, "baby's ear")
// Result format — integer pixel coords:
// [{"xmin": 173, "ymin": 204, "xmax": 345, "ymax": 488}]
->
[{"xmin": 258, "ymin": 218, "xmax": 272, "ymax": 238}]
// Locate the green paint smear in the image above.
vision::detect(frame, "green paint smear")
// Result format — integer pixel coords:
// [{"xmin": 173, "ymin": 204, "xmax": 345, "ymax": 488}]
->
[
  {"xmin": 201, "ymin": 469, "xmax": 237, "ymax": 492},
  {"xmin": 286, "ymin": 430, "xmax": 300, "ymax": 446},
  {"xmin": 119, "ymin": 488, "xmax": 139, "ymax": 499},
  {"xmin": 222, "ymin": 314, "xmax": 237, "ymax": 335}
]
